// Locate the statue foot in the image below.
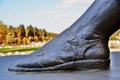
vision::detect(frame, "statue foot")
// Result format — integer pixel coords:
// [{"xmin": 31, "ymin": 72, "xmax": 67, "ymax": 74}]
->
[
  {"xmin": 8, "ymin": 29, "xmax": 110, "ymax": 72},
  {"xmin": 8, "ymin": 0, "xmax": 120, "ymax": 72}
]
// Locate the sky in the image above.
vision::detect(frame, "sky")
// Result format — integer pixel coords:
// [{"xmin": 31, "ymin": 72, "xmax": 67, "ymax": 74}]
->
[{"xmin": 0, "ymin": 0, "xmax": 94, "ymax": 33}]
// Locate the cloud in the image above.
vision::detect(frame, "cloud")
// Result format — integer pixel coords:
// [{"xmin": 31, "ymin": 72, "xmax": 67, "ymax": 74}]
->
[
  {"xmin": 35, "ymin": 0, "xmax": 94, "ymax": 33},
  {"xmin": 36, "ymin": 0, "xmax": 94, "ymax": 17},
  {"xmin": 56, "ymin": 0, "xmax": 94, "ymax": 9},
  {"xmin": 8, "ymin": 12, "xmax": 14, "ymax": 16},
  {"xmin": 54, "ymin": 14, "xmax": 70, "ymax": 19}
]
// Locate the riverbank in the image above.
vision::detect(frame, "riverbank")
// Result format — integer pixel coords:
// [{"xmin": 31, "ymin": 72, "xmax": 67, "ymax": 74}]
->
[
  {"xmin": 0, "ymin": 41, "xmax": 120, "ymax": 56},
  {"xmin": 0, "ymin": 41, "xmax": 47, "ymax": 56},
  {"xmin": 110, "ymin": 48, "xmax": 120, "ymax": 52},
  {"xmin": 0, "ymin": 48, "xmax": 120, "ymax": 56},
  {"xmin": 0, "ymin": 47, "xmax": 39, "ymax": 53}
]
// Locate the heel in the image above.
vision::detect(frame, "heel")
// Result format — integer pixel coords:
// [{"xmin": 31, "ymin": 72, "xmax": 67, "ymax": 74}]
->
[
  {"xmin": 74, "ymin": 59, "xmax": 110, "ymax": 69},
  {"xmin": 50, "ymin": 59, "xmax": 110, "ymax": 70}
]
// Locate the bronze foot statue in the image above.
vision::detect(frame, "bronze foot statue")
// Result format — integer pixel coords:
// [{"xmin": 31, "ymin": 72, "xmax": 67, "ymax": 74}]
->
[{"xmin": 8, "ymin": 0, "xmax": 120, "ymax": 72}]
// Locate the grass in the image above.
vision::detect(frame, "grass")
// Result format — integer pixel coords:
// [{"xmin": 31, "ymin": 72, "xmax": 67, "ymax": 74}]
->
[{"xmin": 0, "ymin": 47, "xmax": 40, "ymax": 53}]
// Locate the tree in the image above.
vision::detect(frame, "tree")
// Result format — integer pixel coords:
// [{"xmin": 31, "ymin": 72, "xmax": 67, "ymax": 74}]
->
[
  {"xmin": 0, "ymin": 20, "xmax": 3, "ymax": 25},
  {"xmin": 34, "ymin": 27, "xmax": 40, "ymax": 37},
  {"xmin": 6, "ymin": 26, "xmax": 16, "ymax": 45},
  {"xmin": 0, "ymin": 21, "xmax": 7, "ymax": 35},
  {"xmin": 22, "ymin": 37, "xmax": 27, "ymax": 44},
  {"xmin": 110, "ymin": 29, "xmax": 120, "ymax": 40},
  {"xmin": 19, "ymin": 24, "xmax": 26, "ymax": 38},
  {"xmin": 6, "ymin": 32, "xmax": 16, "ymax": 45},
  {"xmin": 42, "ymin": 29, "xmax": 47, "ymax": 37},
  {"xmin": 26, "ymin": 27, "xmax": 29, "ymax": 38},
  {"xmin": 0, "ymin": 20, "xmax": 58, "ymax": 45},
  {"xmin": 0, "ymin": 21, "xmax": 7, "ymax": 44},
  {"xmin": 28, "ymin": 25, "xmax": 34, "ymax": 37},
  {"xmin": 0, "ymin": 33, "xmax": 4, "ymax": 44}
]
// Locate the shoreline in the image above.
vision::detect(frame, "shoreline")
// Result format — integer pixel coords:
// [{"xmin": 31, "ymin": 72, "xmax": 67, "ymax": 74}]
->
[
  {"xmin": 0, "ymin": 48, "xmax": 120, "ymax": 56},
  {"xmin": 110, "ymin": 48, "xmax": 120, "ymax": 52}
]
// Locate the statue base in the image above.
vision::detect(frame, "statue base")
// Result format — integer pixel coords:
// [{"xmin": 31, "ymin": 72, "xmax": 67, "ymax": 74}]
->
[{"xmin": 0, "ymin": 52, "xmax": 120, "ymax": 80}]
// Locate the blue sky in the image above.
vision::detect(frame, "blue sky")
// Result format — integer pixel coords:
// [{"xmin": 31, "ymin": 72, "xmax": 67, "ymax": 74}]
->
[{"xmin": 0, "ymin": 0, "xmax": 94, "ymax": 33}]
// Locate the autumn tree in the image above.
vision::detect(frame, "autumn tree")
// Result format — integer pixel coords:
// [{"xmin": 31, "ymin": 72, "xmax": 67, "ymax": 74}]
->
[
  {"xmin": 6, "ymin": 25, "xmax": 16, "ymax": 45},
  {"xmin": 0, "ymin": 20, "xmax": 58, "ymax": 45},
  {"xmin": 25, "ymin": 25, "xmax": 34, "ymax": 42},
  {"xmin": 0, "ymin": 21, "xmax": 7, "ymax": 44},
  {"xmin": 110, "ymin": 29, "xmax": 120, "ymax": 40},
  {"xmin": 34, "ymin": 27, "xmax": 40, "ymax": 42},
  {"xmin": 34, "ymin": 27, "xmax": 40, "ymax": 37}
]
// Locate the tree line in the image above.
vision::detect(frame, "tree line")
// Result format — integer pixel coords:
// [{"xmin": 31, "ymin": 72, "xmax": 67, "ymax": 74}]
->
[
  {"xmin": 110, "ymin": 29, "xmax": 120, "ymax": 40},
  {"xmin": 0, "ymin": 20, "xmax": 57, "ymax": 46}
]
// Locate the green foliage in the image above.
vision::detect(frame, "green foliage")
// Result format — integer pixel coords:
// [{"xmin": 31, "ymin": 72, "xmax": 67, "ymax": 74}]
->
[
  {"xmin": 27, "ymin": 25, "xmax": 34, "ymax": 37},
  {"xmin": 0, "ymin": 47, "xmax": 40, "ymax": 53},
  {"xmin": 0, "ymin": 20, "xmax": 58, "ymax": 45},
  {"xmin": 19, "ymin": 24, "xmax": 26, "ymax": 37}
]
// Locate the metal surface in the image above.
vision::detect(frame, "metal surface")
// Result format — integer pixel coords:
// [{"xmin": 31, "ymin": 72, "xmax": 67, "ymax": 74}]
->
[{"xmin": 0, "ymin": 52, "xmax": 120, "ymax": 80}]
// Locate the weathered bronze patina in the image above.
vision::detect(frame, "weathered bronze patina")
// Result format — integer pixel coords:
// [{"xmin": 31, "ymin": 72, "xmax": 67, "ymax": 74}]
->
[{"xmin": 8, "ymin": 0, "xmax": 120, "ymax": 72}]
